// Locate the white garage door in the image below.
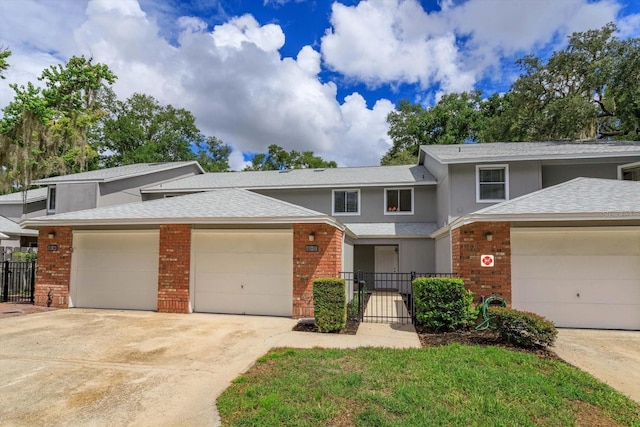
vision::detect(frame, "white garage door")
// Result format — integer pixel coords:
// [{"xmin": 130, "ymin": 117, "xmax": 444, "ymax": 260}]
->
[
  {"xmin": 70, "ymin": 231, "xmax": 159, "ymax": 310},
  {"xmin": 512, "ymin": 228, "xmax": 640, "ymax": 330},
  {"xmin": 192, "ymin": 230, "xmax": 293, "ymax": 317}
]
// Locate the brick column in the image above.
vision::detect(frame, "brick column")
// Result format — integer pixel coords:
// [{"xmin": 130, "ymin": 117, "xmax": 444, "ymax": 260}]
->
[
  {"xmin": 35, "ymin": 227, "xmax": 73, "ymax": 308},
  {"xmin": 451, "ymin": 222, "xmax": 511, "ymax": 304},
  {"xmin": 157, "ymin": 224, "xmax": 191, "ymax": 313},
  {"xmin": 292, "ymin": 223, "xmax": 343, "ymax": 318}
]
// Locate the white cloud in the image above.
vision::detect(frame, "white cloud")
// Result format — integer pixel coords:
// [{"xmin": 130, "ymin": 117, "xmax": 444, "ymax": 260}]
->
[
  {"xmin": 1, "ymin": 0, "xmax": 638, "ymax": 170},
  {"xmin": 320, "ymin": 0, "xmax": 630, "ymax": 97}
]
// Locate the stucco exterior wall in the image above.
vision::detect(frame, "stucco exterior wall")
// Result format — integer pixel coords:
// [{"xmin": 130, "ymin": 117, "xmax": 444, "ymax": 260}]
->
[
  {"xmin": 98, "ymin": 165, "xmax": 202, "ymax": 208},
  {"xmin": 449, "ymin": 161, "xmax": 541, "ymax": 220},
  {"xmin": 541, "ymin": 160, "xmax": 621, "ymax": 188},
  {"xmin": 56, "ymin": 183, "xmax": 98, "ymax": 214},
  {"xmin": 255, "ymin": 186, "xmax": 437, "ymax": 223},
  {"xmin": 435, "ymin": 232, "xmax": 452, "ymax": 273}
]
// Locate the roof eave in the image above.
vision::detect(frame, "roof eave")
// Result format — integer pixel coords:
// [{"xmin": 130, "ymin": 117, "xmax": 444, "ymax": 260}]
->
[
  {"xmin": 23, "ymin": 215, "xmax": 346, "ymax": 231},
  {"xmin": 141, "ymin": 180, "xmax": 438, "ymax": 193},
  {"xmin": 449, "ymin": 212, "xmax": 640, "ymax": 228},
  {"xmin": 436, "ymin": 152, "xmax": 640, "ymax": 165}
]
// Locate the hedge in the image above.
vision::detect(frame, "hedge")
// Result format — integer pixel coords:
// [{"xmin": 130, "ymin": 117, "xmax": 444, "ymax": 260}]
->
[
  {"xmin": 489, "ymin": 307, "xmax": 557, "ymax": 349},
  {"xmin": 313, "ymin": 278, "xmax": 346, "ymax": 333},
  {"xmin": 413, "ymin": 277, "xmax": 477, "ymax": 332}
]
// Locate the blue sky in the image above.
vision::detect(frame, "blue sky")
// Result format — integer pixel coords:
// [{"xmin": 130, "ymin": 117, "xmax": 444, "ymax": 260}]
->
[{"xmin": 1, "ymin": 0, "xmax": 639, "ymax": 169}]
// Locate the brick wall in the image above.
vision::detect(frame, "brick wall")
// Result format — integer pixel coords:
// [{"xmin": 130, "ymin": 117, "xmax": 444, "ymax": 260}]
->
[
  {"xmin": 34, "ymin": 227, "xmax": 72, "ymax": 308},
  {"xmin": 451, "ymin": 222, "xmax": 511, "ymax": 303},
  {"xmin": 157, "ymin": 224, "xmax": 191, "ymax": 313},
  {"xmin": 292, "ymin": 223, "xmax": 343, "ymax": 318}
]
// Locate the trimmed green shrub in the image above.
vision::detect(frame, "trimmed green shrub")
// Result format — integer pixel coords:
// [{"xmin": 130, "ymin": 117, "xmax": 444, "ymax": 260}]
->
[
  {"xmin": 489, "ymin": 307, "xmax": 557, "ymax": 349},
  {"xmin": 313, "ymin": 278, "xmax": 346, "ymax": 333},
  {"xmin": 413, "ymin": 277, "xmax": 478, "ymax": 332}
]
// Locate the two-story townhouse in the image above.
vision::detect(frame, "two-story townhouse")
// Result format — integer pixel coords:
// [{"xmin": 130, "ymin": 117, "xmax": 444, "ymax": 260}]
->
[
  {"xmin": 22, "ymin": 140, "xmax": 640, "ymax": 330},
  {"xmin": 420, "ymin": 141, "xmax": 640, "ymax": 330}
]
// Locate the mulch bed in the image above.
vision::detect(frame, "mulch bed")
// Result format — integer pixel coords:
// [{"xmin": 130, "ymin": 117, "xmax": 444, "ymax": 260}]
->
[
  {"xmin": 415, "ymin": 324, "xmax": 561, "ymax": 360},
  {"xmin": 292, "ymin": 317, "xmax": 360, "ymax": 335}
]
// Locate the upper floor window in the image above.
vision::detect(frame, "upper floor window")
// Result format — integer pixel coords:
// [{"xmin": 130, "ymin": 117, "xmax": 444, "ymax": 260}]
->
[
  {"xmin": 332, "ymin": 189, "xmax": 360, "ymax": 215},
  {"xmin": 619, "ymin": 162, "xmax": 640, "ymax": 181},
  {"xmin": 385, "ymin": 188, "xmax": 413, "ymax": 214},
  {"xmin": 476, "ymin": 164, "xmax": 509, "ymax": 203},
  {"xmin": 47, "ymin": 186, "xmax": 56, "ymax": 213}
]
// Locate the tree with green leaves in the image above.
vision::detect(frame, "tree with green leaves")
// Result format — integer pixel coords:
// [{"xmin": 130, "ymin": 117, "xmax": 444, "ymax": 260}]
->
[
  {"xmin": 0, "ymin": 56, "xmax": 115, "ymax": 193},
  {"xmin": 499, "ymin": 23, "xmax": 639, "ymax": 141},
  {"xmin": 0, "ymin": 47, "xmax": 11, "ymax": 79},
  {"xmin": 96, "ymin": 91, "xmax": 202, "ymax": 166},
  {"xmin": 245, "ymin": 144, "xmax": 337, "ymax": 171},
  {"xmin": 381, "ymin": 23, "xmax": 640, "ymax": 165},
  {"xmin": 196, "ymin": 136, "xmax": 231, "ymax": 172},
  {"xmin": 383, "ymin": 91, "xmax": 486, "ymax": 165},
  {"xmin": 40, "ymin": 55, "xmax": 117, "ymax": 172},
  {"xmin": 0, "ymin": 82, "xmax": 53, "ymax": 196}
]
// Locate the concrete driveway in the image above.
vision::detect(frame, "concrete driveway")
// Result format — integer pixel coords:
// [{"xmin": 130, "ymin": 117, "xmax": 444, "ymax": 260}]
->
[
  {"xmin": 554, "ymin": 329, "xmax": 640, "ymax": 404},
  {"xmin": 0, "ymin": 309, "xmax": 297, "ymax": 426}
]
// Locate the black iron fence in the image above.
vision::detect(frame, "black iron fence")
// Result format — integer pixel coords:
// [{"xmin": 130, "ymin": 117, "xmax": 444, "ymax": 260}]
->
[
  {"xmin": 341, "ymin": 271, "xmax": 453, "ymax": 324},
  {"xmin": 1, "ymin": 261, "xmax": 36, "ymax": 303}
]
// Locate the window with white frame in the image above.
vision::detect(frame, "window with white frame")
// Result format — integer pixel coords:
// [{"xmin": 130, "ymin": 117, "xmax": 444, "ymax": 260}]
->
[
  {"xmin": 476, "ymin": 165, "xmax": 509, "ymax": 202},
  {"xmin": 620, "ymin": 163, "xmax": 640, "ymax": 181},
  {"xmin": 47, "ymin": 186, "xmax": 56, "ymax": 213},
  {"xmin": 385, "ymin": 188, "xmax": 413, "ymax": 214},
  {"xmin": 332, "ymin": 189, "xmax": 360, "ymax": 215}
]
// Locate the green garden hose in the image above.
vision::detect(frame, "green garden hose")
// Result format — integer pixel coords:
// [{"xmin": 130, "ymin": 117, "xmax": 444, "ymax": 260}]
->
[{"xmin": 475, "ymin": 295, "xmax": 507, "ymax": 331}]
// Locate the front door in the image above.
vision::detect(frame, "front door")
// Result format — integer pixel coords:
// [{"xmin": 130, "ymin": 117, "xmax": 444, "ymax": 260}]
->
[{"xmin": 374, "ymin": 245, "xmax": 399, "ymax": 289}]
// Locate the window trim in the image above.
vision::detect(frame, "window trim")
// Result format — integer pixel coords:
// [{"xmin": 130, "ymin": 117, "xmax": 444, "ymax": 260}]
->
[
  {"xmin": 47, "ymin": 186, "xmax": 56, "ymax": 213},
  {"xmin": 332, "ymin": 189, "xmax": 361, "ymax": 216},
  {"xmin": 384, "ymin": 187, "xmax": 414, "ymax": 215},
  {"xmin": 475, "ymin": 164, "xmax": 509, "ymax": 203},
  {"xmin": 618, "ymin": 161, "xmax": 640, "ymax": 181}
]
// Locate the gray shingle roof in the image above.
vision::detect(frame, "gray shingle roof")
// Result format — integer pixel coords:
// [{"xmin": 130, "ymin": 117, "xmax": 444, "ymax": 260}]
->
[
  {"xmin": 421, "ymin": 141, "xmax": 640, "ymax": 164},
  {"xmin": 23, "ymin": 189, "xmax": 338, "ymax": 227},
  {"xmin": 473, "ymin": 178, "xmax": 640, "ymax": 218},
  {"xmin": 0, "ymin": 216, "xmax": 38, "ymax": 236},
  {"xmin": 142, "ymin": 165, "xmax": 436, "ymax": 192},
  {"xmin": 34, "ymin": 161, "xmax": 203, "ymax": 184},
  {"xmin": 346, "ymin": 222, "xmax": 438, "ymax": 238},
  {"xmin": 0, "ymin": 188, "xmax": 48, "ymax": 204}
]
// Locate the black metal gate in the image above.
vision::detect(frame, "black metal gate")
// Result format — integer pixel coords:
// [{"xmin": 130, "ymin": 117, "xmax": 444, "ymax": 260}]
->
[
  {"xmin": 1, "ymin": 261, "xmax": 36, "ymax": 304},
  {"xmin": 343, "ymin": 271, "xmax": 454, "ymax": 324}
]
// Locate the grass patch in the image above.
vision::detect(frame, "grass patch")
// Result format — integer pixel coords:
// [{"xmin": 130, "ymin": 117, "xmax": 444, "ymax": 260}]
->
[{"xmin": 218, "ymin": 345, "xmax": 640, "ymax": 426}]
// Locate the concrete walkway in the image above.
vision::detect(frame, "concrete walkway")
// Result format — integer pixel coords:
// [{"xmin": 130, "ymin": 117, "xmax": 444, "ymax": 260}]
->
[
  {"xmin": 362, "ymin": 290, "xmax": 412, "ymax": 324},
  {"xmin": 276, "ymin": 321, "xmax": 421, "ymax": 349}
]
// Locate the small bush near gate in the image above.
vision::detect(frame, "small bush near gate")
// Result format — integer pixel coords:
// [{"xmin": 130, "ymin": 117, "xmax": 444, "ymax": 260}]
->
[
  {"xmin": 313, "ymin": 278, "xmax": 346, "ymax": 333},
  {"xmin": 489, "ymin": 307, "xmax": 557, "ymax": 349},
  {"xmin": 413, "ymin": 277, "xmax": 477, "ymax": 332}
]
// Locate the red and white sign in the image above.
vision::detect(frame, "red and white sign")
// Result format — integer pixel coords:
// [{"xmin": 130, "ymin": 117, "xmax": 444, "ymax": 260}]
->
[{"xmin": 481, "ymin": 255, "xmax": 494, "ymax": 267}]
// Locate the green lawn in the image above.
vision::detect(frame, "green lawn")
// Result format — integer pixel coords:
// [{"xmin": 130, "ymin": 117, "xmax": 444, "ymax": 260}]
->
[{"xmin": 217, "ymin": 345, "xmax": 640, "ymax": 426}]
